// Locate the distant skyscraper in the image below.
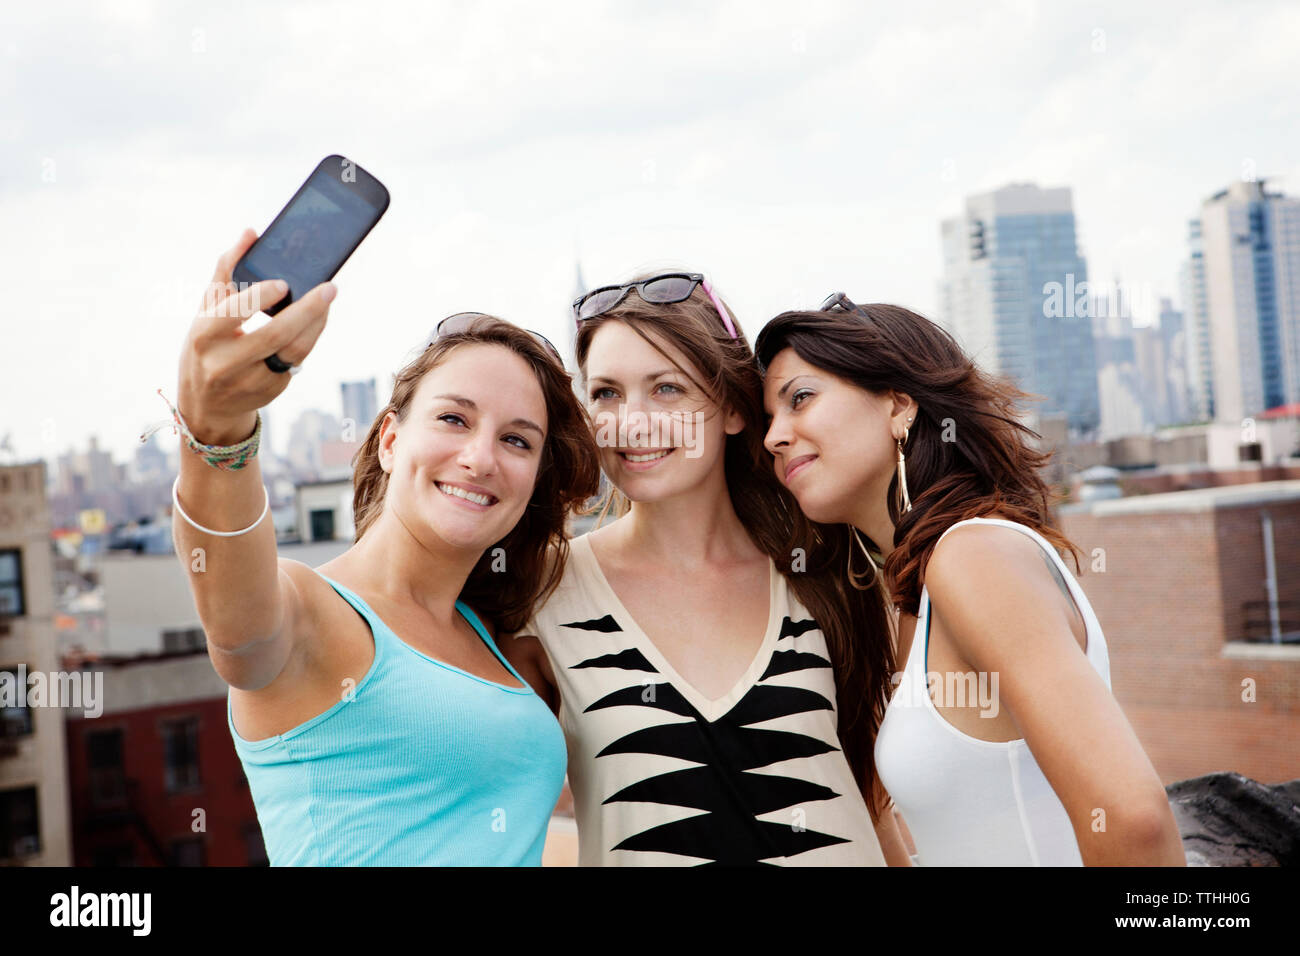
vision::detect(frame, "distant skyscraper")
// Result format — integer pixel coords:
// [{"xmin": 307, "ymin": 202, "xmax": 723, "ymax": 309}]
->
[
  {"xmin": 1193, "ymin": 180, "xmax": 1300, "ymax": 423},
  {"xmin": 939, "ymin": 183, "xmax": 1100, "ymax": 433},
  {"xmin": 131, "ymin": 434, "xmax": 169, "ymax": 485},
  {"xmin": 1157, "ymin": 297, "xmax": 1193, "ymax": 425},
  {"xmin": 573, "ymin": 261, "xmax": 587, "ymax": 304},
  {"xmin": 340, "ymin": 379, "xmax": 378, "ymax": 438},
  {"xmin": 287, "ymin": 409, "xmax": 341, "ymax": 479},
  {"xmin": 1179, "ymin": 220, "xmax": 1214, "ymax": 421}
]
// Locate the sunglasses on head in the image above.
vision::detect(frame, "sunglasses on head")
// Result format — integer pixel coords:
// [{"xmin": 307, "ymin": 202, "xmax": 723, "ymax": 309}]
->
[
  {"xmin": 429, "ymin": 312, "xmax": 564, "ymax": 365},
  {"xmin": 572, "ymin": 271, "xmax": 739, "ymax": 339},
  {"xmin": 819, "ymin": 291, "xmax": 868, "ymax": 316}
]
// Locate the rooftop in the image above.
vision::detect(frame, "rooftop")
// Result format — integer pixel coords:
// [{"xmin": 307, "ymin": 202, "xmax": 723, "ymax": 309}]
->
[{"xmin": 1060, "ymin": 479, "xmax": 1300, "ymax": 517}]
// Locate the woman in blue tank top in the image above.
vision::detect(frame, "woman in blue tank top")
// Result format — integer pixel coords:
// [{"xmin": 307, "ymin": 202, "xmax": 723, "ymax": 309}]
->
[{"xmin": 171, "ymin": 230, "xmax": 600, "ymax": 865}]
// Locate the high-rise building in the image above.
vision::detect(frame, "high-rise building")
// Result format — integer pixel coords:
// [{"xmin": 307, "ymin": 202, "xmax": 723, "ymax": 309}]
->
[
  {"xmin": 1193, "ymin": 180, "xmax": 1300, "ymax": 424},
  {"xmin": 131, "ymin": 434, "xmax": 169, "ymax": 486},
  {"xmin": 1180, "ymin": 221, "xmax": 1214, "ymax": 421},
  {"xmin": 939, "ymin": 183, "xmax": 1101, "ymax": 433},
  {"xmin": 1157, "ymin": 298, "xmax": 1193, "ymax": 425},
  {"xmin": 286, "ymin": 409, "xmax": 342, "ymax": 480},
  {"xmin": 0, "ymin": 462, "xmax": 72, "ymax": 864},
  {"xmin": 340, "ymin": 379, "xmax": 378, "ymax": 440}
]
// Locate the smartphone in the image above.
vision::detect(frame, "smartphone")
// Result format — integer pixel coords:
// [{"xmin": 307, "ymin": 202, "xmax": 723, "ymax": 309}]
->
[{"xmin": 233, "ymin": 154, "xmax": 389, "ymax": 315}]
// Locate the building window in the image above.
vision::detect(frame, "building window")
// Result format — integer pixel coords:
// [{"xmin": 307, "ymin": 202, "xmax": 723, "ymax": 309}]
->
[
  {"xmin": 309, "ymin": 509, "xmax": 335, "ymax": 541},
  {"xmin": 0, "ymin": 668, "xmax": 33, "ymax": 740},
  {"xmin": 0, "ymin": 786, "xmax": 40, "ymax": 861},
  {"xmin": 162, "ymin": 627, "xmax": 206, "ymax": 653},
  {"xmin": 161, "ymin": 717, "xmax": 200, "ymax": 793},
  {"xmin": 87, "ymin": 728, "xmax": 127, "ymax": 807},
  {"xmin": 0, "ymin": 549, "xmax": 24, "ymax": 617},
  {"xmin": 171, "ymin": 837, "xmax": 206, "ymax": 867}
]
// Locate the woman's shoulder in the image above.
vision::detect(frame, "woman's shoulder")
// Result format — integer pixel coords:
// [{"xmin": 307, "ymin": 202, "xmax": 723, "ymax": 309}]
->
[
  {"xmin": 923, "ymin": 516, "xmax": 1090, "ymax": 646},
  {"xmin": 925, "ymin": 516, "xmax": 1065, "ymax": 604},
  {"xmin": 930, "ymin": 514, "xmax": 1055, "ymax": 563}
]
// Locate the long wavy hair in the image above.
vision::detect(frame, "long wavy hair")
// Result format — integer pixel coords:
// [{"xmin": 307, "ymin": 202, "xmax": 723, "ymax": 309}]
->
[
  {"xmin": 351, "ymin": 316, "xmax": 601, "ymax": 635},
  {"xmin": 575, "ymin": 280, "xmax": 896, "ymax": 820},
  {"xmin": 754, "ymin": 303, "xmax": 1081, "ymax": 620}
]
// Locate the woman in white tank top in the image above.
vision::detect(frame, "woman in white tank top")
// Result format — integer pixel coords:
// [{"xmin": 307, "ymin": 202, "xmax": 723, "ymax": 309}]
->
[{"xmin": 755, "ymin": 295, "xmax": 1186, "ymax": 866}]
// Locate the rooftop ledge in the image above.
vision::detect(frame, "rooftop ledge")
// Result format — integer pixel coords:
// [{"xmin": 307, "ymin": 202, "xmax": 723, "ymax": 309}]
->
[
  {"xmin": 1059, "ymin": 479, "xmax": 1300, "ymax": 517},
  {"xmin": 1222, "ymin": 642, "xmax": 1300, "ymax": 662}
]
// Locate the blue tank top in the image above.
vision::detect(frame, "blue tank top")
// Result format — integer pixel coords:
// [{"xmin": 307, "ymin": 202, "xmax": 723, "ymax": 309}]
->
[{"xmin": 227, "ymin": 572, "xmax": 567, "ymax": 866}]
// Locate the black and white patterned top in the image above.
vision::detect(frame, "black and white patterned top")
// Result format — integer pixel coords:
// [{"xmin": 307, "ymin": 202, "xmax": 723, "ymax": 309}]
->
[{"xmin": 523, "ymin": 533, "xmax": 886, "ymax": 866}]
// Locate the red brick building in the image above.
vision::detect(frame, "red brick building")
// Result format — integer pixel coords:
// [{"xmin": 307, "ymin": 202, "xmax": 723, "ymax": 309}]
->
[
  {"xmin": 1058, "ymin": 480, "xmax": 1300, "ymax": 785},
  {"xmin": 64, "ymin": 650, "xmax": 265, "ymax": 866}
]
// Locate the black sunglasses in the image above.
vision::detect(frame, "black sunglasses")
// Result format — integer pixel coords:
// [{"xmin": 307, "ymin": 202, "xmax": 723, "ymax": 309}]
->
[
  {"xmin": 820, "ymin": 291, "xmax": 868, "ymax": 316},
  {"xmin": 573, "ymin": 272, "xmax": 740, "ymax": 341},
  {"xmin": 430, "ymin": 312, "xmax": 564, "ymax": 365},
  {"xmin": 572, "ymin": 272, "xmax": 706, "ymax": 323}
]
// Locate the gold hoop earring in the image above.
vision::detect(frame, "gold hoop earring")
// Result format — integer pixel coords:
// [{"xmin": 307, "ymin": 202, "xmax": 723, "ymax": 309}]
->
[
  {"xmin": 896, "ymin": 426, "xmax": 913, "ymax": 516},
  {"xmin": 847, "ymin": 525, "xmax": 880, "ymax": 591}
]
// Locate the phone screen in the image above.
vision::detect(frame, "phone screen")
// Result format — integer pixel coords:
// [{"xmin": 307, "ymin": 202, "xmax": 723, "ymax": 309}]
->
[{"xmin": 235, "ymin": 156, "xmax": 388, "ymax": 314}]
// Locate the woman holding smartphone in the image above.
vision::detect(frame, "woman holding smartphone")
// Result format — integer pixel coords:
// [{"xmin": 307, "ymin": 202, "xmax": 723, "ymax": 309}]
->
[
  {"xmin": 171, "ymin": 230, "xmax": 599, "ymax": 865},
  {"xmin": 501, "ymin": 273, "xmax": 907, "ymax": 866},
  {"xmin": 756, "ymin": 295, "xmax": 1185, "ymax": 866}
]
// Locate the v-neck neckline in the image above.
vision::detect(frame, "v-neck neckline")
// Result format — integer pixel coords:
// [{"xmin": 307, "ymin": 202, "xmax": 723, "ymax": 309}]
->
[{"xmin": 573, "ymin": 533, "xmax": 782, "ymax": 722}]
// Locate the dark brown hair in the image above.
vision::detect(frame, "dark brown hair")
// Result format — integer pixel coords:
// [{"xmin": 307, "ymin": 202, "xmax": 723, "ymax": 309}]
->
[
  {"xmin": 351, "ymin": 316, "xmax": 601, "ymax": 635},
  {"xmin": 754, "ymin": 303, "xmax": 1081, "ymax": 620},
  {"xmin": 575, "ymin": 283, "xmax": 896, "ymax": 820}
]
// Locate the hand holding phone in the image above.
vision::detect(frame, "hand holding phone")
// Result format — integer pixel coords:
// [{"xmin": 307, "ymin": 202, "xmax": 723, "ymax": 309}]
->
[
  {"xmin": 177, "ymin": 230, "xmax": 338, "ymax": 445},
  {"xmin": 233, "ymin": 154, "xmax": 389, "ymax": 371}
]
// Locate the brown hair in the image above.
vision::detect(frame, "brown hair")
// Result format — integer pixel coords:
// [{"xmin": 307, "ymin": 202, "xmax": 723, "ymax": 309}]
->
[
  {"xmin": 575, "ymin": 282, "xmax": 896, "ymax": 820},
  {"xmin": 754, "ymin": 303, "xmax": 1081, "ymax": 620},
  {"xmin": 351, "ymin": 316, "xmax": 601, "ymax": 634}
]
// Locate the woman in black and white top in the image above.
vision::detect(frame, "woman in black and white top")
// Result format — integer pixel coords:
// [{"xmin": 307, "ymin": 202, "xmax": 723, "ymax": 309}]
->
[{"xmin": 502, "ymin": 272, "xmax": 907, "ymax": 866}]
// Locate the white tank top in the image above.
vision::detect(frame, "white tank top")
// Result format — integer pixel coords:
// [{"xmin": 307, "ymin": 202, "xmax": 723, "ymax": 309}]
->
[
  {"xmin": 873, "ymin": 517, "xmax": 1111, "ymax": 866},
  {"xmin": 526, "ymin": 533, "xmax": 887, "ymax": 867}
]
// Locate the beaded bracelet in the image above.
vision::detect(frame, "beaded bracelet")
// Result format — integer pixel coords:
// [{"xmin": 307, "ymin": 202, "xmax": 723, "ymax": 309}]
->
[{"xmin": 140, "ymin": 389, "xmax": 261, "ymax": 471}]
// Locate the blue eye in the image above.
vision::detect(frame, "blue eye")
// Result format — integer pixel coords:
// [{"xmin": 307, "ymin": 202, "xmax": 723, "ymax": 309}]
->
[
  {"xmin": 656, "ymin": 383, "xmax": 684, "ymax": 397},
  {"xmin": 590, "ymin": 387, "xmax": 616, "ymax": 402},
  {"xmin": 505, "ymin": 435, "xmax": 532, "ymax": 450}
]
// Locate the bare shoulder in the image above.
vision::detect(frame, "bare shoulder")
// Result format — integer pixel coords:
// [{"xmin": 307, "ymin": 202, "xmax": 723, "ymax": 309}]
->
[
  {"xmin": 925, "ymin": 520, "xmax": 1085, "ymax": 659},
  {"xmin": 926, "ymin": 520, "xmax": 1049, "ymax": 584}
]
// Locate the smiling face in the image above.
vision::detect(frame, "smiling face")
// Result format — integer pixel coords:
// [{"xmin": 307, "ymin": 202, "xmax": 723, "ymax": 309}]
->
[
  {"xmin": 582, "ymin": 320, "xmax": 742, "ymax": 503},
  {"xmin": 762, "ymin": 346, "xmax": 907, "ymax": 526},
  {"xmin": 378, "ymin": 342, "xmax": 548, "ymax": 552}
]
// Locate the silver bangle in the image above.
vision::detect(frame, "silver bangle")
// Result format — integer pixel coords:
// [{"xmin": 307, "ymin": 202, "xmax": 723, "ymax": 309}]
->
[{"xmin": 172, "ymin": 476, "xmax": 270, "ymax": 537}]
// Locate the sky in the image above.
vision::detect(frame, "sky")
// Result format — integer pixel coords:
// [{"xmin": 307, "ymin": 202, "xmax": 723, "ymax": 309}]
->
[{"xmin": 2, "ymin": 0, "xmax": 1298, "ymax": 466}]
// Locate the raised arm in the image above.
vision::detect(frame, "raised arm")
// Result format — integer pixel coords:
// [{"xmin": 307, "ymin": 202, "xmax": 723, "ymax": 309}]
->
[
  {"xmin": 172, "ymin": 229, "xmax": 336, "ymax": 690},
  {"xmin": 925, "ymin": 525, "xmax": 1185, "ymax": 866}
]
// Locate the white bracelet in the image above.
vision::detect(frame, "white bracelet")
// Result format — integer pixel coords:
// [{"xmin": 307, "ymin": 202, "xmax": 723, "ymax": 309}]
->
[{"xmin": 172, "ymin": 476, "xmax": 270, "ymax": 537}]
